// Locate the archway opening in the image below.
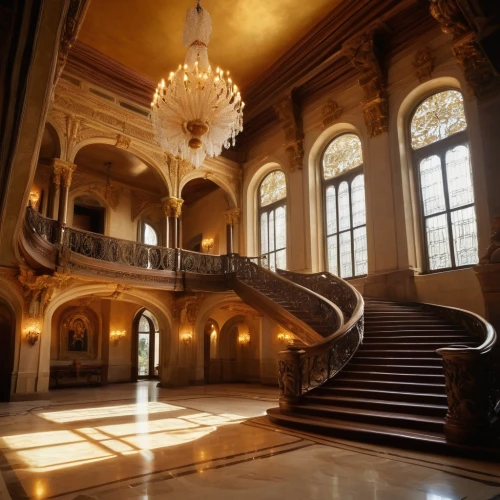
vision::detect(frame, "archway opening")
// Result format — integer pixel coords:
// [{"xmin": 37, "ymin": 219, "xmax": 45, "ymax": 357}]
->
[
  {"xmin": 133, "ymin": 309, "xmax": 160, "ymax": 381},
  {"xmin": 0, "ymin": 299, "xmax": 15, "ymax": 401},
  {"xmin": 181, "ymin": 178, "xmax": 227, "ymax": 253}
]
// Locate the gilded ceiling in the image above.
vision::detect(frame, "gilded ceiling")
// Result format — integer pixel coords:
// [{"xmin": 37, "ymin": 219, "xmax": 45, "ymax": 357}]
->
[{"xmin": 78, "ymin": 0, "xmax": 343, "ymax": 89}]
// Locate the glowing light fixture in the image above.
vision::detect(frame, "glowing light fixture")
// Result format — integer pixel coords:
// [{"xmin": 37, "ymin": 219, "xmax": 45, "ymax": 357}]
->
[
  {"xmin": 25, "ymin": 328, "xmax": 40, "ymax": 346},
  {"xmin": 277, "ymin": 332, "xmax": 294, "ymax": 345},
  {"xmin": 238, "ymin": 332, "xmax": 250, "ymax": 346},
  {"xmin": 110, "ymin": 330, "xmax": 126, "ymax": 345},
  {"xmin": 151, "ymin": 0, "xmax": 244, "ymax": 168},
  {"xmin": 202, "ymin": 238, "xmax": 214, "ymax": 252},
  {"xmin": 181, "ymin": 332, "xmax": 193, "ymax": 345}
]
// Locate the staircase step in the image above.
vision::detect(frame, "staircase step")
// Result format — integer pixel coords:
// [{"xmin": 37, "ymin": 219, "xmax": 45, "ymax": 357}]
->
[
  {"xmin": 331, "ymin": 377, "xmax": 446, "ymax": 394},
  {"xmin": 291, "ymin": 404, "xmax": 445, "ymax": 433},
  {"xmin": 350, "ymin": 356, "xmax": 442, "ymax": 366},
  {"xmin": 267, "ymin": 408, "xmax": 448, "ymax": 451},
  {"xmin": 344, "ymin": 363, "xmax": 444, "ymax": 374},
  {"xmin": 303, "ymin": 394, "xmax": 447, "ymax": 417},
  {"xmin": 360, "ymin": 342, "xmax": 476, "ymax": 350},
  {"xmin": 362, "ymin": 329, "xmax": 466, "ymax": 336},
  {"xmin": 363, "ymin": 335, "xmax": 472, "ymax": 343},
  {"xmin": 355, "ymin": 349, "xmax": 441, "ymax": 358},
  {"xmin": 339, "ymin": 370, "xmax": 445, "ymax": 384},
  {"xmin": 316, "ymin": 386, "xmax": 448, "ymax": 405}
]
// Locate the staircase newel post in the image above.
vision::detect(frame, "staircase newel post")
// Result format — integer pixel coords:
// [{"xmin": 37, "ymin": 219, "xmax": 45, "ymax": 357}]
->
[
  {"xmin": 439, "ymin": 350, "xmax": 494, "ymax": 444},
  {"xmin": 278, "ymin": 347, "xmax": 304, "ymax": 412}
]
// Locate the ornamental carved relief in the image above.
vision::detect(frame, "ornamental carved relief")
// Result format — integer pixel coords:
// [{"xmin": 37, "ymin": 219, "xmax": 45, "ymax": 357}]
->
[
  {"xmin": 224, "ymin": 208, "xmax": 241, "ymax": 225},
  {"xmin": 322, "ymin": 100, "xmax": 344, "ymax": 129},
  {"xmin": 429, "ymin": 0, "xmax": 500, "ymax": 98},
  {"xmin": 413, "ymin": 47, "xmax": 435, "ymax": 82},
  {"xmin": 343, "ymin": 31, "xmax": 387, "ymax": 138},
  {"xmin": 274, "ymin": 94, "xmax": 304, "ymax": 171},
  {"xmin": 162, "ymin": 197, "xmax": 184, "ymax": 218},
  {"xmin": 452, "ymin": 35, "xmax": 500, "ymax": 98},
  {"xmin": 115, "ymin": 134, "xmax": 131, "ymax": 150}
]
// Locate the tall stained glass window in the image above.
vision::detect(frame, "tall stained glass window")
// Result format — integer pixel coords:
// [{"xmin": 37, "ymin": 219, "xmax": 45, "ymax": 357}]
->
[
  {"xmin": 410, "ymin": 90, "xmax": 478, "ymax": 271},
  {"xmin": 259, "ymin": 170, "xmax": 286, "ymax": 271},
  {"xmin": 322, "ymin": 134, "xmax": 367, "ymax": 278}
]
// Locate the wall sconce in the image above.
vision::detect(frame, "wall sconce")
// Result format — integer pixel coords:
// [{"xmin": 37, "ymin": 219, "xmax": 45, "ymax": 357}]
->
[
  {"xmin": 25, "ymin": 328, "xmax": 40, "ymax": 346},
  {"xmin": 238, "ymin": 332, "xmax": 251, "ymax": 346},
  {"xmin": 180, "ymin": 332, "xmax": 192, "ymax": 345},
  {"xmin": 202, "ymin": 238, "xmax": 214, "ymax": 253},
  {"xmin": 277, "ymin": 332, "xmax": 295, "ymax": 345},
  {"xmin": 210, "ymin": 325, "xmax": 217, "ymax": 340},
  {"xmin": 28, "ymin": 190, "xmax": 40, "ymax": 209},
  {"xmin": 110, "ymin": 330, "xmax": 126, "ymax": 345}
]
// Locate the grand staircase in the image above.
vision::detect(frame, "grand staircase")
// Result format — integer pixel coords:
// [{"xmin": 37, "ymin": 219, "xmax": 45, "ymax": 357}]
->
[{"xmin": 268, "ymin": 298, "xmax": 483, "ymax": 450}]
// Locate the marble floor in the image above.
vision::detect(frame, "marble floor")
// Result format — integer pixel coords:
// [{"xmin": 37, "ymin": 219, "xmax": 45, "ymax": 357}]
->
[{"xmin": 0, "ymin": 382, "xmax": 499, "ymax": 500}]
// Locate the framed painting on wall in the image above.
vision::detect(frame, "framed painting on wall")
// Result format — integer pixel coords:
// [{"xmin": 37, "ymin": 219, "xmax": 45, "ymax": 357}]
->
[{"xmin": 59, "ymin": 306, "xmax": 98, "ymax": 361}]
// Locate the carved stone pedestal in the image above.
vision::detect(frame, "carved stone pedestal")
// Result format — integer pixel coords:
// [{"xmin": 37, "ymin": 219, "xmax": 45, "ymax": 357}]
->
[
  {"xmin": 278, "ymin": 347, "xmax": 304, "ymax": 411},
  {"xmin": 441, "ymin": 353, "xmax": 494, "ymax": 444}
]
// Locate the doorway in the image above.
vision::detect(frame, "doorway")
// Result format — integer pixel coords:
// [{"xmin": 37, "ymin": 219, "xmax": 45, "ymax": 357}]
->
[
  {"xmin": 0, "ymin": 300, "xmax": 15, "ymax": 401},
  {"xmin": 132, "ymin": 310, "xmax": 160, "ymax": 380}
]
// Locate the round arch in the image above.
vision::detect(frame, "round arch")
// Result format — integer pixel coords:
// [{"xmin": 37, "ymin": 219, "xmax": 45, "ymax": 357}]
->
[
  {"xmin": 308, "ymin": 122, "xmax": 365, "ymax": 272},
  {"xmin": 70, "ymin": 137, "xmax": 172, "ymax": 196},
  {"xmin": 0, "ymin": 284, "xmax": 24, "ymax": 400},
  {"xmin": 179, "ymin": 171, "xmax": 238, "ymax": 208},
  {"xmin": 44, "ymin": 117, "xmax": 65, "ymax": 160},
  {"xmin": 395, "ymin": 76, "xmax": 489, "ymax": 270},
  {"xmin": 39, "ymin": 284, "xmax": 174, "ymax": 392},
  {"xmin": 244, "ymin": 160, "xmax": 289, "ymax": 258},
  {"xmin": 218, "ymin": 314, "xmax": 246, "ymax": 360}
]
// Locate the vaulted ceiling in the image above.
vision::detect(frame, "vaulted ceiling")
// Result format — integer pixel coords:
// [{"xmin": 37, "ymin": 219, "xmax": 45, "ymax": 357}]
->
[{"xmin": 78, "ymin": 0, "xmax": 343, "ymax": 90}]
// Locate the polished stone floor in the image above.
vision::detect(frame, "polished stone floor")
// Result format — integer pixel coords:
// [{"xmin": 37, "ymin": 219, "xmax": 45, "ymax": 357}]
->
[{"xmin": 0, "ymin": 382, "xmax": 499, "ymax": 500}]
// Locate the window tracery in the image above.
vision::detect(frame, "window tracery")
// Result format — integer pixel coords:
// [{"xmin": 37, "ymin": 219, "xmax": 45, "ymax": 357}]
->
[
  {"xmin": 411, "ymin": 90, "xmax": 478, "ymax": 271},
  {"xmin": 322, "ymin": 134, "xmax": 367, "ymax": 278},
  {"xmin": 259, "ymin": 171, "xmax": 287, "ymax": 271}
]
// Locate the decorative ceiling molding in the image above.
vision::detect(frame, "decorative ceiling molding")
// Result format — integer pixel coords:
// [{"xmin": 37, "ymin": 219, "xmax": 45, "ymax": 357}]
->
[
  {"xmin": 429, "ymin": 0, "xmax": 500, "ymax": 98},
  {"xmin": 273, "ymin": 93, "xmax": 304, "ymax": 172},
  {"xmin": 343, "ymin": 29, "xmax": 388, "ymax": 138},
  {"xmin": 54, "ymin": 0, "xmax": 91, "ymax": 85}
]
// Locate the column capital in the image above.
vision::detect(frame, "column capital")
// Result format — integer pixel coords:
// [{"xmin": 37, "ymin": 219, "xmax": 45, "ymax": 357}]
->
[
  {"xmin": 52, "ymin": 159, "xmax": 77, "ymax": 187},
  {"xmin": 224, "ymin": 208, "xmax": 241, "ymax": 225},
  {"xmin": 161, "ymin": 196, "xmax": 184, "ymax": 218}
]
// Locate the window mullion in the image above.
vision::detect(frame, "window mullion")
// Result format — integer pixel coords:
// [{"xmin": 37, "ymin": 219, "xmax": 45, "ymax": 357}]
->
[
  {"xmin": 439, "ymin": 150, "xmax": 456, "ymax": 269},
  {"xmin": 335, "ymin": 181, "xmax": 340, "ymax": 276},
  {"xmin": 348, "ymin": 179, "xmax": 355, "ymax": 277}
]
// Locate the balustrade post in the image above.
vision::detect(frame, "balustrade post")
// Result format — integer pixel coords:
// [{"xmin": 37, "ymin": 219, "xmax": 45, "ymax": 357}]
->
[
  {"xmin": 440, "ymin": 351, "xmax": 494, "ymax": 444},
  {"xmin": 48, "ymin": 160, "xmax": 62, "ymax": 219},
  {"xmin": 162, "ymin": 196, "xmax": 184, "ymax": 249},
  {"xmin": 277, "ymin": 347, "xmax": 304, "ymax": 411},
  {"xmin": 53, "ymin": 159, "xmax": 76, "ymax": 245},
  {"xmin": 224, "ymin": 208, "xmax": 240, "ymax": 254}
]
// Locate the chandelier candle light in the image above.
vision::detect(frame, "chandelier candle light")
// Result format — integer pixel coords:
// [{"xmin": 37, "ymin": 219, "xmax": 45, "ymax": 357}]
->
[{"xmin": 151, "ymin": 0, "xmax": 244, "ymax": 168}]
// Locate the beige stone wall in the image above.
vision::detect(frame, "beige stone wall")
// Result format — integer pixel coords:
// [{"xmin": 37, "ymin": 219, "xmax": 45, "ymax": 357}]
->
[{"xmin": 182, "ymin": 187, "xmax": 228, "ymax": 254}]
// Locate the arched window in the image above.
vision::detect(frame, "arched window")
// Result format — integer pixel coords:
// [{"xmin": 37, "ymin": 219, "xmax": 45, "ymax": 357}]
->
[
  {"xmin": 410, "ymin": 90, "xmax": 478, "ymax": 271},
  {"xmin": 322, "ymin": 134, "xmax": 367, "ymax": 278},
  {"xmin": 137, "ymin": 312, "xmax": 159, "ymax": 378},
  {"xmin": 142, "ymin": 222, "xmax": 158, "ymax": 246},
  {"xmin": 259, "ymin": 170, "xmax": 286, "ymax": 271}
]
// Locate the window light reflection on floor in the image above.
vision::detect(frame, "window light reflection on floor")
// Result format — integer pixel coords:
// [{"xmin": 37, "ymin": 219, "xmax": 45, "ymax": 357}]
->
[
  {"xmin": 38, "ymin": 402, "xmax": 184, "ymax": 423},
  {"xmin": 1, "ymin": 403, "xmax": 256, "ymax": 473}
]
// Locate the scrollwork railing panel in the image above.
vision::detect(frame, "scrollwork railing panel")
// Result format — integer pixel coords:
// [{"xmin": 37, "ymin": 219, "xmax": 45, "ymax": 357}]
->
[
  {"xmin": 229, "ymin": 256, "xmax": 343, "ymax": 335},
  {"xmin": 26, "ymin": 206, "xmax": 58, "ymax": 244},
  {"xmin": 64, "ymin": 227, "xmax": 176, "ymax": 271},
  {"xmin": 180, "ymin": 250, "xmax": 224, "ymax": 275},
  {"xmin": 272, "ymin": 269, "xmax": 364, "ymax": 400}
]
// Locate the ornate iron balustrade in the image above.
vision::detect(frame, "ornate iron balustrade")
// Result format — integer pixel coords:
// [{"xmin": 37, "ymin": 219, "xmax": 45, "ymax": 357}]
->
[
  {"xmin": 228, "ymin": 256, "xmax": 343, "ymax": 335},
  {"xmin": 274, "ymin": 270, "xmax": 364, "ymax": 404},
  {"xmin": 64, "ymin": 226, "xmax": 176, "ymax": 271},
  {"xmin": 180, "ymin": 249, "xmax": 224, "ymax": 275},
  {"xmin": 26, "ymin": 206, "xmax": 58, "ymax": 244},
  {"xmin": 418, "ymin": 302, "xmax": 499, "ymax": 444}
]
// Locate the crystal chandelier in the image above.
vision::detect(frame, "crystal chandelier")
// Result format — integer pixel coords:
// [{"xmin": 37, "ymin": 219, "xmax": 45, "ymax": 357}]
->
[{"xmin": 151, "ymin": 0, "xmax": 244, "ymax": 168}]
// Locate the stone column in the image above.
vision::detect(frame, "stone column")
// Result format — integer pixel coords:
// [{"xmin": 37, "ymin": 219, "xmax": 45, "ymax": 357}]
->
[
  {"xmin": 48, "ymin": 159, "xmax": 62, "ymax": 219},
  {"xmin": 161, "ymin": 197, "xmax": 184, "ymax": 248},
  {"xmin": 224, "ymin": 208, "xmax": 241, "ymax": 254},
  {"xmin": 54, "ymin": 159, "xmax": 76, "ymax": 244}
]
